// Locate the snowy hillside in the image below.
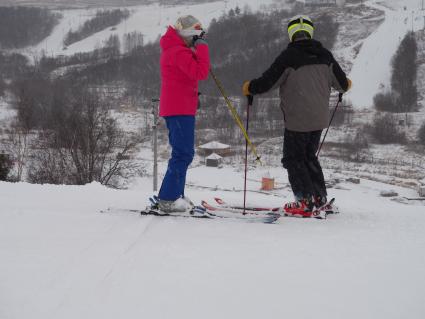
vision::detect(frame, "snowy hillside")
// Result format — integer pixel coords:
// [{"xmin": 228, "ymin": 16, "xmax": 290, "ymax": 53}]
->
[
  {"xmin": 17, "ymin": 0, "xmax": 425, "ymax": 112},
  {"xmin": 347, "ymin": 0, "xmax": 425, "ymax": 108},
  {"xmin": 2, "ymin": 166, "xmax": 425, "ymax": 319},
  {"xmin": 2, "ymin": 1, "xmax": 425, "ymax": 317},
  {"xmin": 24, "ymin": 0, "xmax": 283, "ymax": 57}
]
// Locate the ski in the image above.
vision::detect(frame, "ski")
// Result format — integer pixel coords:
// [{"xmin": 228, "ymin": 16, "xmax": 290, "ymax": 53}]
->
[
  {"xmin": 100, "ymin": 206, "xmax": 216, "ymax": 219},
  {"xmin": 402, "ymin": 197, "xmax": 425, "ymax": 201},
  {"xmin": 102, "ymin": 197, "xmax": 279, "ymax": 224},
  {"xmin": 102, "ymin": 206, "xmax": 278, "ymax": 223},
  {"xmin": 206, "ymin": 198, "xmax": 338, "ymax": 219},
  {"xmin": 201, "ymin": 200, "xmax": 280, "ymax": 224},
  {"xmin": 101, "ymin": 195, "xmax": 212, "ymax": 219},
  {"xmin": 213, "ymin": 197, "xmax": 281, "ymax": 212}
]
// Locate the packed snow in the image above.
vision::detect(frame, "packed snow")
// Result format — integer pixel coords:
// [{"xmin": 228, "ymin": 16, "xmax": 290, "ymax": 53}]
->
[
  {"xmin": 2, "ymin": 1, "xmax": 425, "ymax": 318},
  {"xmin": 1, "ymin": 164, "xmax": 425, "ymax": 319}
]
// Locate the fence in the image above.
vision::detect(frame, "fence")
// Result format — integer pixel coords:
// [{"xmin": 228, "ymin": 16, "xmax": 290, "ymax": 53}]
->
[{"xmin": 323, "ymin": 153, "xmax": 425, "ymax": 170}]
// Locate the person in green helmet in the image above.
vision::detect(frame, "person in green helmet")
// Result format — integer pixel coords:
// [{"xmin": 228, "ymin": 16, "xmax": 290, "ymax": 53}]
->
[{"xmin": 243, "ymin": 15, "xmax": 352, "ymax": 217}]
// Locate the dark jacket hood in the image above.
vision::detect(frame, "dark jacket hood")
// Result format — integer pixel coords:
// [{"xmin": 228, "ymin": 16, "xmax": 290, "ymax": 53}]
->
[{"xmin": 288, "ymin": 39, "xmax": 326, "ymax": 57}]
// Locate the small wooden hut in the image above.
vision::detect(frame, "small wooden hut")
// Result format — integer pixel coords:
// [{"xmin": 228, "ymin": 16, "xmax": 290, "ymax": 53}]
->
[
  {"xmin": 198, "ymin": 141, "xmax": 231, "ymax": 157},
  {"xmin": 205, "ymin": 153, "xmax": 223, "ymax": 168}
]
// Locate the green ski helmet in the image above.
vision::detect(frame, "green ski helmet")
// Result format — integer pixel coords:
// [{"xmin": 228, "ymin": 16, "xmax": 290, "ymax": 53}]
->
[{"xmin": 287, "ymin": 15, "xmax": 314, "ymax": 42}]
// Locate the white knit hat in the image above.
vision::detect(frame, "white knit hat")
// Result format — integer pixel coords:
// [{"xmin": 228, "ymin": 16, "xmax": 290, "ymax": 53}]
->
[{"xmin": 174, "ymin": 15, "xmax": 204, "ymax": 38}]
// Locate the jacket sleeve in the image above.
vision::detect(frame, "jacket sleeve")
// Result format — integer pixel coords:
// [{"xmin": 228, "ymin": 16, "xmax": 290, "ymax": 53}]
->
[
  {"xmin": 329, "ymin": 52, "xmax": 349, "ymax": 93},
  {"xmin": 249, "ymin": 51, "xmax": 288, "ymax": 95},
  {"xmin": 175, "ymin": 44, "xmax": 210, "ymax": 81}
]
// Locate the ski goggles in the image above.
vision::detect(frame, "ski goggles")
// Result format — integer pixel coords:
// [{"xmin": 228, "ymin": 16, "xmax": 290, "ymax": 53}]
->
[{"xmin": 179, "ymin": 25, "xmax": 206, "ymax": 38}]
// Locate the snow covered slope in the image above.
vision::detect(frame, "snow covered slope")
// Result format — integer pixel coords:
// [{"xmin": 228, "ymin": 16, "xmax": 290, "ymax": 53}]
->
[
  {"xmin": 347, "ymin": 0, "xmax": 425, "ymax": 108},
  {"xmin": 1, "ymin": 165, "xmax": 425, "ymax": 319},
  {"xmin": 25, "ymin": 0, "xmax": 282, "ymax": 57},
  {"xmin": 21, "ymin": 0, "xmax": 424, "ymax": 110}
]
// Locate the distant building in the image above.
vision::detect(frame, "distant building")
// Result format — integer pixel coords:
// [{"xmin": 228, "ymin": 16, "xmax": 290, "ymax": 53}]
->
[
  {"xmin": 198, "ymin": 141, "xmax": 232, "ymax": 157},
  {"xmin": 205, "ymin": 153, "xmax": 223, "ymax": 168}
]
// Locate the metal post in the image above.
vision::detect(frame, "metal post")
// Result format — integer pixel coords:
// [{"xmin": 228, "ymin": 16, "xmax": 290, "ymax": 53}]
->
[
  {"xmin": 243, "ymin": 95, "xmax": 254, "ymax": 215},
  {"xmin": 152, "ymin": 98, "xmax": 160, "ymax": 192}
]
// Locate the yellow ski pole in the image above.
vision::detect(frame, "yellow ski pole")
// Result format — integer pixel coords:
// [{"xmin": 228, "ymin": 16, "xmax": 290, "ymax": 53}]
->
[{"xmin": 209, "ymin": 69, "xmax": 262, "ymax": 164}]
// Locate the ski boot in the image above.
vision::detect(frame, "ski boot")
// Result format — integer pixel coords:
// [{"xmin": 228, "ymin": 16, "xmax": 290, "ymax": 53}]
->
[
  {"xmin": 317, "ymin": 199, "xmax": 338, "ymax": 215},
  {"xmin": 152, "ymin": 196, "xmax": 207, "ymax": 217},
  {"xmin": 313, "ymin": 195, "xmax": 327, "ymax": 208},
  {"xmin": 283, "ymin": 198, "xmax": 316, "ymax": 218},
  {"xmin": 158, "ymin": 197, "xmax": 193, "ymax": 213}
]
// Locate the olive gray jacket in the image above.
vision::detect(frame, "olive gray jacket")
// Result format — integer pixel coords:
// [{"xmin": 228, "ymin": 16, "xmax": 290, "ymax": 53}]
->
[{"xmin": 249, "ymin": 39, "xmax": 349, "ymax": 132}]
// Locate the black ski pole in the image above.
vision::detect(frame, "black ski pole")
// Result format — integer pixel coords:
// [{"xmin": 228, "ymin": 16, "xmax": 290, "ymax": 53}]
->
[
  {"xmin": 243, "ymin": 95, "xmax": 254, "ymax": 215},
  {"xmin": 317, "ymin": 93, "xmax": 343, "ymax": 158}
]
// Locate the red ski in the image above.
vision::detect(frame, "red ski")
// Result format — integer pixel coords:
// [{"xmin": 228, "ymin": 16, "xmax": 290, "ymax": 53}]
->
[
  {"xmin": 212, "ymin": 197, "xmax": 337, "ymax": 219},
  {"xmin": 213, "ymin": 197, "xmax": 281, "ymax": 212}
]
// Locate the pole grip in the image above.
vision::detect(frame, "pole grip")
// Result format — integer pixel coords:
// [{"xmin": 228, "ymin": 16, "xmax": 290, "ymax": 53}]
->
[{"xmin": 247, "ymin": 95, "xmax": 254, "ymax": 106}]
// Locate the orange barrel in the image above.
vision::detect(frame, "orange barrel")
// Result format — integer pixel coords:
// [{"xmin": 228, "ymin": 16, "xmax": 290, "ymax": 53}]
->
[{"xmin": 261, "ymin": 177, "xmax": 275, "ymax": 190}]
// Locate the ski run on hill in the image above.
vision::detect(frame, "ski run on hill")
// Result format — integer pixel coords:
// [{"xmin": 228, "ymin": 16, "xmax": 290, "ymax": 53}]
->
[{"xmin": 1, "ymin": 165, "xmax": 425, "ymax": 319}]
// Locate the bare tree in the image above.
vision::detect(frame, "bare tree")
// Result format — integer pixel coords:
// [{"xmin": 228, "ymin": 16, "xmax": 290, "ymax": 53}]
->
[
  {"xmin": 28, "ymin": 90, "xmax": 141, "ymax": 187},
  {"xmin": 369, "ymin": 113, "xmax": 407, "ymax": 144},
  {"xmin": 123, "ymin": 31, "xmax": 144, "ymax": 53},
  {"xmin": 5, "ymin": 121, "xmax": 31, "ymax": 181}
]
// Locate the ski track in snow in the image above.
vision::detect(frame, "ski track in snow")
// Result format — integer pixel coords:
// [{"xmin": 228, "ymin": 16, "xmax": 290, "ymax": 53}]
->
[
  {"xmin": 348, "ymin": 0, "xmax": 424, "ymax": 109},
  {"xmin": 24, "ymin": 213, "xmax": 158, "ymax": 318},
  {"xmin": 1, "ymin": 165, "xmax": 425, "ymax": 319}
]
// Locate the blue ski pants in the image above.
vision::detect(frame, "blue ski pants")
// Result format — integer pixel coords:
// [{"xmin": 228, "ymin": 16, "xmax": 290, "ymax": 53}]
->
[{"xmin": 158, "ymin": 115, "xmax": 195, "ymax": 201}]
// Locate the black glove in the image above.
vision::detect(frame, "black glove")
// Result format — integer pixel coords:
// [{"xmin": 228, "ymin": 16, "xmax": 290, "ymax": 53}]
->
[{"xmin": 192, "ymin": 31, "xmax": 207, "ymax": 46}]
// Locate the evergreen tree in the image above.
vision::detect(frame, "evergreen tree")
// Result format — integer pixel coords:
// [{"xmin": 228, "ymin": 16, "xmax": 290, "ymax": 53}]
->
[{"xmin": 391, "ymin": 32, "xmax": 418, "ymax": 112}]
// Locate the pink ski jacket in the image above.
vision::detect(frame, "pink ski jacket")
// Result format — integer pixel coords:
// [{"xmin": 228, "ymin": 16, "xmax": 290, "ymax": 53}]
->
[{"xmin": 159, "ymin": 26, "xmax": 210, "ymax": 117}]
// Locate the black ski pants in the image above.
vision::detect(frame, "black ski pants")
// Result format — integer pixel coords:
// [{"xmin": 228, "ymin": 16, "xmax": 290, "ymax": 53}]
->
[{"xmin": 281, "ymin": 129, "xmax": 327, "ymax": 200}]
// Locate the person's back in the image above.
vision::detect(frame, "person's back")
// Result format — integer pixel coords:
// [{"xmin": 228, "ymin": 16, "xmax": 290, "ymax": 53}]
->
[
  {"xmin": 243, "ymin": 15, "xmax": 352, "ymax": 217},
  {"xmin": 246, "ymin": 17, "xmax": 349, "ymax": 132},
  {"xmin": 275, "ymin": 38, "xmax": 346, "ymax": 131}
]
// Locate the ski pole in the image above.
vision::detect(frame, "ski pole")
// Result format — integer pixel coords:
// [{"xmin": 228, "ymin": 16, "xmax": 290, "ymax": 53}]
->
[
  {"xmin": 243, "ymin": 95, "xmax": 254, "ymax": 215},
  {"xmin": 209, "ymin": 69, "xmax": 261, "ymax": 164},
  {"xmin": 317, "ymin": 93, "xmax": 343, "ymax": 157}
]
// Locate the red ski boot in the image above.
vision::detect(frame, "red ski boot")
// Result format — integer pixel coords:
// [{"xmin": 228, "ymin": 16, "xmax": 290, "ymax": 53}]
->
[{"xmin": 283, "ymin": 198, "xmax": 315, "ymax": 218}]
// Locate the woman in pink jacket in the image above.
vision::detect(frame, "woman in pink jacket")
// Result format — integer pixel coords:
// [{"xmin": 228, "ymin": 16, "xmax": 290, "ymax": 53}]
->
[{"xmin": 157, "ymin": 15, "xmax": 210, "ymax": 212}]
